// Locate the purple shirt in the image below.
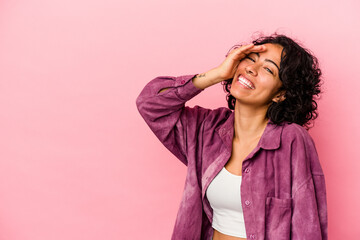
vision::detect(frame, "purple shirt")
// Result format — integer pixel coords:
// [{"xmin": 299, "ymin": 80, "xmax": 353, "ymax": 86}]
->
[{"xmin": 136, "ymin": 74, "xmax": 328, "ymax": 240}]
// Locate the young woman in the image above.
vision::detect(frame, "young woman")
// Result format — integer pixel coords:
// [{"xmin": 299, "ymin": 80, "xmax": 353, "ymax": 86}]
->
[{"xmin": 136, "ymin": 34, "xmax": 327, "ymax": 240}]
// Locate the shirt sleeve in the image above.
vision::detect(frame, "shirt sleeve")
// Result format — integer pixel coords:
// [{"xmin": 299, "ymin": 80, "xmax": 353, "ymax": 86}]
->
[
  {"xmin": 135, "ymin": 74, "xmax": 212, "ymax": 166},
  {"xmin": 291, "ymin": 130, "xmax": 328, "ymax": 239}
]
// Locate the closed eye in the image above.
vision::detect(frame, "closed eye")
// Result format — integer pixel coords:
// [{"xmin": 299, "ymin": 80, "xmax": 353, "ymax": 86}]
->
[
  {"xmin": 246, "ymin": 56, "xmax": 274, "ymax": 75},
  {"xmin": 245, "ymin": 56, "xmax": 255, "ymax": 62}
]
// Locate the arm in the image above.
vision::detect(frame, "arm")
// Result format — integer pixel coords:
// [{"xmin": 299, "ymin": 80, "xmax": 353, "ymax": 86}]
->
[
  {"xmin": 158, "ymin": 43, "xmax": 267, "ymax": 93},
  {"xmin": 158, "ymin": 67, "xmax": 223, "ymax": 93},
  {"xmin": 136, "ymin": 69, "xmax": 222, "ymax": 165},
  {"xmin": 136, "ymin": 44, "xmax": 267, "ymax": 165}
]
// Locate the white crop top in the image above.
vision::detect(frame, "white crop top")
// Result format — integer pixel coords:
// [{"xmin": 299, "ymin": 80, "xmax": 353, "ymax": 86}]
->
[{"xmin": 205, "ymin": 167, "xmax": 247, "ymax": 238}]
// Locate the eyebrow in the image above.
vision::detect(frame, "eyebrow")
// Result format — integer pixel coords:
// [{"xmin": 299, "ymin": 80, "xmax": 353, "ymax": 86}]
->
[{"xmin": 253, "ymin": 52, "xmax": 280, "ymax": 71}]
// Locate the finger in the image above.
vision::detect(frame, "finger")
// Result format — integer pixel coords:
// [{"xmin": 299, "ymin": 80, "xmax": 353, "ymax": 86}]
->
[
  {"xmin": 238, "ymin": 43, "xmax": 255, "ymax": 51},
  {"xmin": 227, "ymin": 43, "xmax": 265, "ymax": 58},
  {"xmin": 235, "ymin": 44, "xmax": 265, "ymax": 55},
  {"xmin": 245, "ymin": 44, "xmax": 267, "ymax": 53},
  {"xmin": 228, "ymin": 44, "xmax": 254, "ymax": 57},
  {"xmin": 228, "ymin": 44, "xmax": 249, "ymax": 54},
  {"xmin": 237, "ymin": 45, "xmax": 266, "ymax": 57},
  {"xmin": 233, "ymin": 44, "xmax": 258, "ymax": 55}
]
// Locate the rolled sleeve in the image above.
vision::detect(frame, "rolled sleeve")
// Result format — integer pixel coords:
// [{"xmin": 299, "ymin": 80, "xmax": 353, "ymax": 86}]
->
[{"xmin": 136, "ymin": 74, "xmax": 210, "ymax": 166}]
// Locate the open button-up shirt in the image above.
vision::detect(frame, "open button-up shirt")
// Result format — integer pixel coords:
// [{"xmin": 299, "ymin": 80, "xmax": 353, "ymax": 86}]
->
[{"xmin": 136, "ymin": 74, "xmax": 328, "ymax": 240}]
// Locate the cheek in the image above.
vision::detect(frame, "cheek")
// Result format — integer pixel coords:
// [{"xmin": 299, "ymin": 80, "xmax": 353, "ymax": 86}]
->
[
  {"xmin": 260, "ymin": 73, "xmax": 280, "ymax": 87},
  {"xmin": 268, "ymin": 82, "xmax": 283, "ymax": 98},
  {"xmin": 237, "ymin": 61, "xmax": 247, "ymax": 70},
  {"xmin": 229, "ymin": 80, "xmax": 236, "ymax": 94},
  {"xmin": 273, "ymin": 79, "xmax": 283, "ymax": 91}
]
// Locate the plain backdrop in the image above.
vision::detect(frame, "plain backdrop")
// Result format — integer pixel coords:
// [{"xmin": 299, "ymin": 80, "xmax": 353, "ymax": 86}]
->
[{"xmin": 0, "ymin": 0, "xmax": 359, "ymax": 239}]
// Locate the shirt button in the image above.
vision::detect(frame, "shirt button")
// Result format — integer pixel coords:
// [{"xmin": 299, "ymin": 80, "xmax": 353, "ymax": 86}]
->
[
  {"xmin": 244, "ymin": 168, "xmax": 250, "ymax": 173},
  {"xmin": 245, "ymin": 200, "xmax": 251, "ymax": 206},
  {"xmin": 180, "ymin": 80, "xmax": 185, "ymax": 84},
  {"xmin": 249, "ymin": 234, "xmax": 255, "ymax": 239}
]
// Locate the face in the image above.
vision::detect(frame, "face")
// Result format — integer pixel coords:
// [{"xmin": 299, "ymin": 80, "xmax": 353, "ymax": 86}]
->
[{"xmin": 230, "ymin": 43, "xmax": 285, "ymax": 108}]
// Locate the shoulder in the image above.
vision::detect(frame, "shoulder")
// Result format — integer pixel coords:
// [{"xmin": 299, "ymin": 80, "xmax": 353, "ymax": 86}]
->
[
  {"xmin": 281, "ymin": 122, "xmax": 315, "ymax": 146},
  {"xmin": 203, "ymin": 107, "xmax": 233, "ymax": 126},
  {"xmin": 281, "ymin": 122, "xmax": 324, "ymax": 176},
  {"xmin": 182, "ymin": 105, "xmax": 233, "ymax": 131},
  {"xmin": 185, "ymin": 106, "xmax": 233, "ymax": 133}
]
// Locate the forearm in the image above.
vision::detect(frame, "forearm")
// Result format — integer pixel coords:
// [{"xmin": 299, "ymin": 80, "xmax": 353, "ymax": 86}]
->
[
  {"xmin": 191, "ymin": 67, "xmax": 223, "ymax": 90},
  {"xmin": 158, "ymin": 68, "xmax": 223, "ymax": 93}
]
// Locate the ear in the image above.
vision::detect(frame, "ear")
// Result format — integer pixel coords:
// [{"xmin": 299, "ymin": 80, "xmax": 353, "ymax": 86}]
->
[{"xmin": 272, "ymin": 90, "xmax": 286, "ymax": 103}]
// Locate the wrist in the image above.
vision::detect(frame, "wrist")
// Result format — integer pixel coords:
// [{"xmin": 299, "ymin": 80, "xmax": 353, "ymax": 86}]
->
[{"xmin": 192, "ymin": 68, "xmax": 222, "ymax": 90}]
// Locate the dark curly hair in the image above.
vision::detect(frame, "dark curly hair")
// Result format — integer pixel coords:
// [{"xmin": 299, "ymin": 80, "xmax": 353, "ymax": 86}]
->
[{"xmin": 222, "ymin": 33, "xmax": 322, "ymax": 130}]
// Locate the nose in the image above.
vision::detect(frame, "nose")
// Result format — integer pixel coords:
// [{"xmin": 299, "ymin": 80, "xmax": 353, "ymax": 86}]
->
[{"xmin": 245, "ymin": 64, "xmax": 258, "ymax": 76}]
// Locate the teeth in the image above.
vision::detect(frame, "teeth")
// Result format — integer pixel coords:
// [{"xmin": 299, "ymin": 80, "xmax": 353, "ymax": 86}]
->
[{"xmin": 238, "ymin": 75, "xmax": 254, "ymax": 89}]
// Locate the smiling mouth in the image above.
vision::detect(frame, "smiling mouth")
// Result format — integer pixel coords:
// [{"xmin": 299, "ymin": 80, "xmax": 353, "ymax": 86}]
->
[{"xmin": 237, "ymin": 75, "xmax": 255, "ymax": 89}]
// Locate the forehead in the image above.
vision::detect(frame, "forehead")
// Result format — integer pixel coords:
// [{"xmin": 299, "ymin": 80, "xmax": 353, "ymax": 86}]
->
[{"xmin": 256, "ymin": 43, "xmax": 283, "ymax": 63}]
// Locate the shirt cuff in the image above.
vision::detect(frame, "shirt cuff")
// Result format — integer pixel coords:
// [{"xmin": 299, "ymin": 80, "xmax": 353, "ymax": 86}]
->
[{"xmin": 174, "ymin": 74, "xmax": 204, "ymax": 101}]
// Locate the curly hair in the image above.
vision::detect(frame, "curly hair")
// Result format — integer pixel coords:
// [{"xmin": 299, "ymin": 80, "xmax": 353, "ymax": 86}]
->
[{"xmin": 221, "ymin": 33, "xmax": 323, "ymax": 130}]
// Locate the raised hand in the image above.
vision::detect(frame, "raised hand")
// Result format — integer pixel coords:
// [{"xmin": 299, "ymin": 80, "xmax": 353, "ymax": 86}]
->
[{"xmin": 216, "ymin": 43, "xmax": 267, "ymax": 81}]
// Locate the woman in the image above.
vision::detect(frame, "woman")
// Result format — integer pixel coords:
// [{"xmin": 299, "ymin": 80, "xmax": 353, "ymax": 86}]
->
[{"xmin": 136, "ymin": 33, "xmax": 327, "ymax": 240}]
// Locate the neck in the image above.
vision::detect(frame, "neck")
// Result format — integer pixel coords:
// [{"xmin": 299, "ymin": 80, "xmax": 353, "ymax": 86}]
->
[{"xmin": 233, "ymin": 100, "xmax": 269, "ymax": 141}]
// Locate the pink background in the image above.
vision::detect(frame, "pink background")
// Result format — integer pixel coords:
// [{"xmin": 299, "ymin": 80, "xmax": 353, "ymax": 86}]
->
[{"xmin": 0, "ymin": 0, "xmax": 359, "ymax": 239}]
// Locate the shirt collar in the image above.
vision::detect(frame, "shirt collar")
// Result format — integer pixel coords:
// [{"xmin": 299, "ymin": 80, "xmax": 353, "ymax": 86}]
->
[{"xmin": 215, "ymin": 111, "xmax": 284, "ymax": 150}]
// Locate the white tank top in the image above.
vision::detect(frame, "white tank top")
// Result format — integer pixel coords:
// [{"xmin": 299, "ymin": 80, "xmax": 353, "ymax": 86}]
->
[{"xmin": 205, "ymin": 167, "xmax": 247, "ymax": 238}]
